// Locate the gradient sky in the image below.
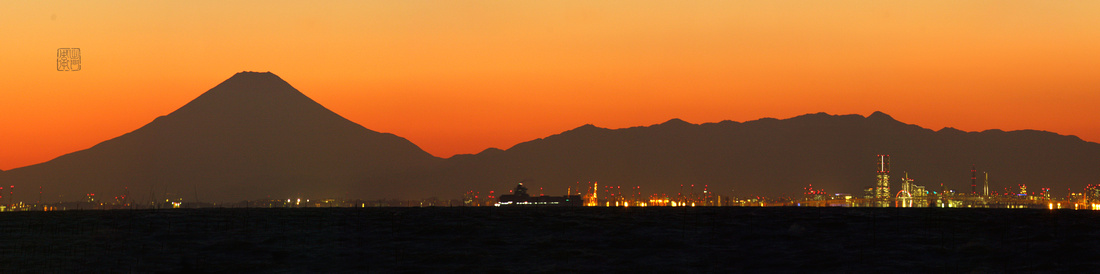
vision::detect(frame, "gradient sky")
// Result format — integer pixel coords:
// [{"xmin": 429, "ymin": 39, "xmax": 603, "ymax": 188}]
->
[{"xmin": 2, "ymin": 1, "xmax": 1099, "ymax": 170}]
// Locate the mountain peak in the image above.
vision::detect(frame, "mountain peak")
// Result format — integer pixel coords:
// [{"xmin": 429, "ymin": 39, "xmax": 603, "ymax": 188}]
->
[
  {"xmin": 233, "ymin": 70, "xmax": 275, "ymax": 76},
  {"xmin": 867, "ymin": 111, "xmax": 896, "ymax": 121},
  {"xmin": 789, "ymin": 112, "xmax": 835, "ymax": 121},
  {"xmin": 660, "ymin": 118, "xmax": 692, "ymax": 126},
  {"xmin": 552, "ymin": 124, "xmax": 609, "ymax": 139},
  {"xmin": 225, "ymin": 71, "xmax": 281, "ymax": 82},
  {"xmin": 569, "ymin": 124, "xmax": 605, "ymax": 133},
  {"xmin": 168, "ymin": 71, "xmax": 319, "ymax": 121},
  {"xmin": 213, "ymin": 71, "xmax": 293, "ymax": 93}
]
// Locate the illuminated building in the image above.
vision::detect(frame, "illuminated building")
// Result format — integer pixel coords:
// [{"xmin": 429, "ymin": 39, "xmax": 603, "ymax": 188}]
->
[
  {"xmin": 584, "ymin": 182, "xmax": 599, "ymax": 206},
  {"xmin": 898, "ymin": 172, "xmax": 913, "ymax": 197},
  {"xmin": 648, "ymin": 194, "xmax": 671, "ymax": 206},
  {"xmin": 896, "ymin": 172, "xmax": 913, "ymax": 207},
  {"xmin": 1086, "ymin": 184, "xmax": 1100, "ymax": 203},
  {"xmin": 803, "ymin": 184, "xmax": 827, "ymax": 201},
  {"xmin": 874, "ymin": 155, "xmax": 891, "ymax": 206}
]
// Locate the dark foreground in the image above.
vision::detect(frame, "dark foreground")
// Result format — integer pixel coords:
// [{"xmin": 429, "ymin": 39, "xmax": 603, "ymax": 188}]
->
[{"xmin": 0, "ymin": 207, "xmax": 1097, "ymax": 273}]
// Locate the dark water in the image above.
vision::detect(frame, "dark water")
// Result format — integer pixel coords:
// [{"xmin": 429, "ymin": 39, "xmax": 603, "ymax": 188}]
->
[{"xmin": 0, "ymin": 207, "xmax": 1097, "ymax": 273}]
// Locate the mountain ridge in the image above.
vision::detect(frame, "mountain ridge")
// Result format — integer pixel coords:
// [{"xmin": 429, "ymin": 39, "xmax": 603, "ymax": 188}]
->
[
  {"xmin": 3, "ymin": 72, "xmax": 1098, "ymax": 202},
  {"xmin": 416, "ymin": 112, "xmax": 1100, "ymax": 199}
]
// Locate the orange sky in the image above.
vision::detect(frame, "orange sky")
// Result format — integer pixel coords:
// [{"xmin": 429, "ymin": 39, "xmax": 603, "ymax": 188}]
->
[{"xmin": 2, "ymin": 1, "xmax": 1099, "ymax": 170}]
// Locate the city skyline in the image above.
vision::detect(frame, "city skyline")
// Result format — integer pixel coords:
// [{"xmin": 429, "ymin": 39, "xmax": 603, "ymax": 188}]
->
[{"xmin": 4, "ymin": 1, "xmax": 1100, "ymax": 170}]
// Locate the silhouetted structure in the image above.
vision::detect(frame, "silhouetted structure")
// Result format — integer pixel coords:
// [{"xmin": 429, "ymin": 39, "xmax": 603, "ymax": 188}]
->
[
  {"xmin": 971, "ymin": 165, "xmax": 978, "ymax": 195},
  {"xmin": 497, "ymin": 182, "xmax": 582, "ymax": 206},
  {"xmin": 983, "ymin": 172, "xmax": 990, "ymax": 197}
]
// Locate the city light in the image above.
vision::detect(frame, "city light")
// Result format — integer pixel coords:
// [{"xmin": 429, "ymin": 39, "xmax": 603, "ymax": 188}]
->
[{"xmin": 0, "ymin": 155, "xmax": 1097, "ymax": 211}]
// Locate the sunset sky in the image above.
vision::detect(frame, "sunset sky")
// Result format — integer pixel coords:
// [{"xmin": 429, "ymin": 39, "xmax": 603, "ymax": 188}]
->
[{"xmin": 2, "ymin": 1, "xmax": 1099, "ymax": 170}]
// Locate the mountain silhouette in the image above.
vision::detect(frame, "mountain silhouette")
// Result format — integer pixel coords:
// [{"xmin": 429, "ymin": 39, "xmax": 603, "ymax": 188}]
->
[
  {"xmin": 411, "ymin": 112, "xmax": 1100, "ymax": 199},
  {"xmin": 4, "ymin": 71, "xmax": 1099, "ymax": 202},
  {"xmin": 1, "ymin": 72, "xmax": 439, "ymax": 203}
]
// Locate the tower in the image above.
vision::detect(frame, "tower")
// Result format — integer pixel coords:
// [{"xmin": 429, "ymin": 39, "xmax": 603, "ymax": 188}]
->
[
  {"xmin": 971, "ymin": 165, "xmax": 977, "ymax": 195},
  {"xmin": 983, "ymin": 172, "xmax": 990, "ymax": 197},
  {"xmin": 875, "ymin": 155, "xmax": 890, "ymax": 201}
]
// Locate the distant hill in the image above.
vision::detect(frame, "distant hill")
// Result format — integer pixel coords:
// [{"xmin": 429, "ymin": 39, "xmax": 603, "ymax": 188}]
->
[
  {"xmin": 408, "ymin": 112, "xmax": 1100, "ymax": 199},
  {"xmin": 1, "ymin": 72, "xmax": 440, "ymax": 203}
]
